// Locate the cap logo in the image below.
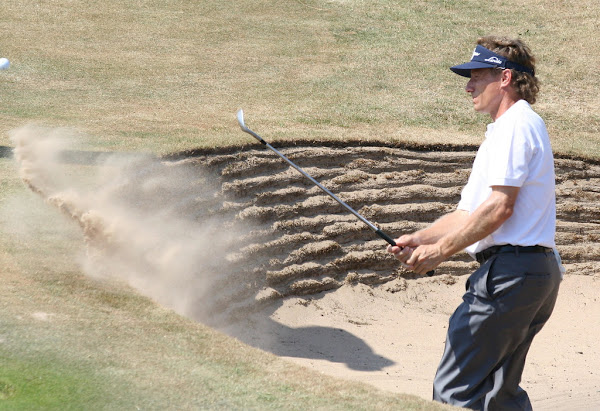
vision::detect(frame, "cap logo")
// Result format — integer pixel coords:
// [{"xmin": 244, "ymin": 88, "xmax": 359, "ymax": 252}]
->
[
  {"xmin": 471, "ymin": 49, "xmax": 480, "ymax": 59},
  {"xmin": 484, "ymin": 56, "xmax": 503, "ymax": 65}
]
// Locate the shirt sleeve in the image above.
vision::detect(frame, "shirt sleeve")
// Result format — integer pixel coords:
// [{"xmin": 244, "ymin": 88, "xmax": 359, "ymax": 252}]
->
[{"xmin": 457, "ymin": 184, "xmax": 472, "ymax": 211}]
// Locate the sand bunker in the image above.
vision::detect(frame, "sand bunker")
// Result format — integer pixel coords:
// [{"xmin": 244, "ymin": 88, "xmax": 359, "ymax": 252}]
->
[
  {"xmin": 11, "ymin": 127, "xmax": 600, "ymax": 410},
  {"xmin": 186, "ymin": 143, "xmax": 599, "ymax": 285}
]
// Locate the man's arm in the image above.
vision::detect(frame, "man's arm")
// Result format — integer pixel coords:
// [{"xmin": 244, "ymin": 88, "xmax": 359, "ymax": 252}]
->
[
  {"xmin": 405, "ymin": 185, "xmax": 520, "ymax": 275},
  {"xmin": 409, "ymin": 210, "xmax": 470, "ymax": 245},
  {"xmin": 387, "ymin": 210, "xmax": 468, "ymax": 261}
]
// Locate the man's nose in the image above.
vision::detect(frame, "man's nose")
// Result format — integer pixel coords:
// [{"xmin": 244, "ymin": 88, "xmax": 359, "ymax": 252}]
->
[{"xmin": 465, "ymin": 79, "xmax": 474, "ymax": 93}]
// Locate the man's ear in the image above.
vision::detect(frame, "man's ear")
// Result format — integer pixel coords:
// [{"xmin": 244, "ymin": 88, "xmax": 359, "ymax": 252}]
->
[{"xmin": 500, "ymin": 69, "xmax": 513, "ymax": 87}]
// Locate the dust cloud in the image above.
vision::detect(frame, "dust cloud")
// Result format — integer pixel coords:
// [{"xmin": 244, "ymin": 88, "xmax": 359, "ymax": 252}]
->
[{"xmin": 10, "ymin": 125, "xmax": 260, "ymax": 325}]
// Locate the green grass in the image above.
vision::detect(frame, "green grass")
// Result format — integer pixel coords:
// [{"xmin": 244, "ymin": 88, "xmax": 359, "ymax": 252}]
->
[
  {"xmin": 0, "ymin": 0, "xmax": 598, "ymax": 409},
  {"xmin": 0, "ymin": 356, "xmax": 110, "ymax": 409}
]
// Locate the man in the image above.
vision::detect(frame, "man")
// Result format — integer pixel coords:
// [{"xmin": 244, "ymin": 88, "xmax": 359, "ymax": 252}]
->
[{"xmin": 388, "ymin": 36, "xmax": 562, "ymax": 410}]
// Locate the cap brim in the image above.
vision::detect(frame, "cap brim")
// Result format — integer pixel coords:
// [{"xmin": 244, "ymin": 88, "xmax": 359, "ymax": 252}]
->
[{"xmin": 450, "ymin": 62, "xmax": 497, "ymax": 77}]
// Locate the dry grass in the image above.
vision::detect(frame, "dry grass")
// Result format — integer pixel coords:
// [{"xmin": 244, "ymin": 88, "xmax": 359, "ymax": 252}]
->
[{"xmin": 0, "ymin": 0, "xmax": 598, "ymax": 156}]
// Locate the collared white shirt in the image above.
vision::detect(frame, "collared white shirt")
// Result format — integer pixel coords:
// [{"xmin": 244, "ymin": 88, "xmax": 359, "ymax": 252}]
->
[{"xmin": 458, "ymin": 100, "xmax": 556, "ymax": 257}]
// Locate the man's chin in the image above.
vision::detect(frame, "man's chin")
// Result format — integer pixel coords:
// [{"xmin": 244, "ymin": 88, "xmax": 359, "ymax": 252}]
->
[{"xmin": 472, "ymin": 101, "xmax": 487, "ymax": 113}]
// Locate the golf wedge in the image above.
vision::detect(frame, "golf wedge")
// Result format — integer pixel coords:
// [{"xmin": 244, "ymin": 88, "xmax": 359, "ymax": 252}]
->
[{"xmin": 236, "ymin": 109, "xmax": 434, "ymax": 276}]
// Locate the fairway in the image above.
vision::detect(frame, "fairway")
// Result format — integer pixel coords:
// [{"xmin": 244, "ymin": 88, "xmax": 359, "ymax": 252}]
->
[{"xmin": 1, "ymin": 0, "xmax": 599, "ymax": 410}]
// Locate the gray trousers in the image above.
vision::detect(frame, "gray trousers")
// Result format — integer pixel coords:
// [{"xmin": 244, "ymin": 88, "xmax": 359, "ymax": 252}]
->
[{"xmin": 433, "ymin": 250, "xmax": 562, "ymax": 410}]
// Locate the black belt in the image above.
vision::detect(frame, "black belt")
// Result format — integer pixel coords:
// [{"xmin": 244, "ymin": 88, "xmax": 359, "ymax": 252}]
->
[{"xmin": 475, "ymin": 245, "xmax": 552, "ymax": 264}]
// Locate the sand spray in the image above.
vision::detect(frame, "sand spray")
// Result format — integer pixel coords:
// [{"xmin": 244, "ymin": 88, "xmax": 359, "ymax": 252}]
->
[{"xmin": 9, "ymin": 125, "xmax": 263, "ymax": 325}]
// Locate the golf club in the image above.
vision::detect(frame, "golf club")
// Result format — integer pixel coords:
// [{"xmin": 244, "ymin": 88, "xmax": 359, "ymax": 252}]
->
[{"xmin": 236, "ymin": 109, "xmax": 433, "ymax": 276}]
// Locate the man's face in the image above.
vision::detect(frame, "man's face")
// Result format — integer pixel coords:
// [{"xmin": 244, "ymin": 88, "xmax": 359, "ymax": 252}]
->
[{"xmin": 465, "ymin": 68, "xmax": 503, "ymax": 116}]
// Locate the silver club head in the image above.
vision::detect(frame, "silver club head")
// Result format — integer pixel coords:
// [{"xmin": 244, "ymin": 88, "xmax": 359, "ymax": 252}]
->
[{"xmin": 236, "ymin": 109, "xmax": 246, "ymax": 130}]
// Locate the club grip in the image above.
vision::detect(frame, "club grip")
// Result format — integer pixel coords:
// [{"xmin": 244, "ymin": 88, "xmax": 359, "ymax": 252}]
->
[
  {"xmin": 375, "ymin": 228, "xmax": 397, "ymax": 247},
  {"xmin": 376, "ymin": 229, "xmax": 434, "ymax": 276}
]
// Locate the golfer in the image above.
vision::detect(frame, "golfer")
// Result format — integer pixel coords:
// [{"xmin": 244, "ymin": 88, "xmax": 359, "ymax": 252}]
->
[{"xmin": 388, "ymin": 36, "xmax": 562, "ymax": 410}]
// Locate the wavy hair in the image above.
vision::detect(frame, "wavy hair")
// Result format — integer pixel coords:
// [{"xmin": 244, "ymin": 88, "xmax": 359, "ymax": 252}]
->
[{"xmin": 478, "ymin": 36, "xmax": 540, "ymax": 104}]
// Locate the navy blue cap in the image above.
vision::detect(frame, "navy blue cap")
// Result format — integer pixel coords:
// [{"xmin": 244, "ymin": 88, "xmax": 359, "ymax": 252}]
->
[{"xmin": 450, "ymin": 45, "xmax": 534, "ymax": 78}]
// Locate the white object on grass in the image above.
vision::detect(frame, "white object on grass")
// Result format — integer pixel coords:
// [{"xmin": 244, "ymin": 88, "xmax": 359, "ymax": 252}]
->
[{"xmin": 0, "ymin": 58, "xmax": 10, "ymax": 70}]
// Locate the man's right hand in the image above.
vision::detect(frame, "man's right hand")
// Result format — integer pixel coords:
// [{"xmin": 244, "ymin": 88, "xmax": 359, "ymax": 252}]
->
[{"xmin": 387, "ymin": 234, "xmax": 420, "ymax": 267}]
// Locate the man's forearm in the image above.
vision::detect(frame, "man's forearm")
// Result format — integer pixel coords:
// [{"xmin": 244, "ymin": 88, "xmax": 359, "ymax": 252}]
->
[
  {"xmin": 438, "ymin": 187, "xmax": 518, "ymax": 257},
  {"xmin": 393, "ymin": 187, "xmax": 519, "ymax": 275},
  {"xmin": 415, "ymin": 210, "xmax": 469, "ymax": 245}
]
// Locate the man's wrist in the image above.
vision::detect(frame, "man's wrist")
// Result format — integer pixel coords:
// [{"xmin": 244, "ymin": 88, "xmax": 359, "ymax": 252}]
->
[{"xmin": 437, "ymin": 236, "xmax": 458, "ymax": 260}]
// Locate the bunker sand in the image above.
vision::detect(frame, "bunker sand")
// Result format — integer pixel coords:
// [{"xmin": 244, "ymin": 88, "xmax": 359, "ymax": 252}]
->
[{"xmin": 13, "ymin": 129, "xmax": 600, "ymax": 410}]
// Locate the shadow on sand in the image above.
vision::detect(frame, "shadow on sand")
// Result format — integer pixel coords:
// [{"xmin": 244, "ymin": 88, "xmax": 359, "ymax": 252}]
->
[{"xmin": 221, "ymin": 299, "xmax": 395, "ymax": 372}]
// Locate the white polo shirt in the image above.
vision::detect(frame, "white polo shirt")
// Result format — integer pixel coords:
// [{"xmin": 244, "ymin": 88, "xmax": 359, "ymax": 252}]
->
[{"xmin": 458, "ymin": 100, "xmax": 556, "ymax": 257}]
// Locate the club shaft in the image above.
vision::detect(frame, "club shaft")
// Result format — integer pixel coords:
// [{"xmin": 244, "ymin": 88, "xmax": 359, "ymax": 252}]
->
[
  {"xmin": 238, "ymin": 113, "xmax": 433, "ymax": 275},
  {"xmin": 270, "ymin": 145, "xmax": 381, "ymax": 231},
  {"xmin": 241, "ymin": 126, "xmax": 393, "ymax": 244}
]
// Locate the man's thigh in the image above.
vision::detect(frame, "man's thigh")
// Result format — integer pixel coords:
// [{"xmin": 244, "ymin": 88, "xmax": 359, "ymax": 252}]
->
[{"xmin": 433, "ymin": 251, "xmax": 561, "ymax": 407}]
